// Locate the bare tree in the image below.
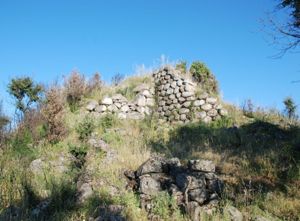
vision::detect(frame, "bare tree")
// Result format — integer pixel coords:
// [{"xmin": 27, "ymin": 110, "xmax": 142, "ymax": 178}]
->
[{"xmin": 263, "ymin": 0, "xmax": 300, "ymax": 56}]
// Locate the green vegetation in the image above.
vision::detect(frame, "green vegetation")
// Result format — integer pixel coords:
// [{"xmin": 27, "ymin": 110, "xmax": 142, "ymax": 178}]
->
[
  {"xmin": 0, "ymin": 68, "xmax": 299, "ymax": 220},
  {"xmin": 8, "ymin": 77, "xmax": 43, "ymax": 115},
  {"xmin": 76, "ymin": 116, "xmax": 95, "ymax": 141},
  {"xmin": 284, "ymin": 97, "xmax": 297, "ymax": 119},
  {"xmin": 189, "ymin": 61, "xmax": 219, "ymax": 94}
]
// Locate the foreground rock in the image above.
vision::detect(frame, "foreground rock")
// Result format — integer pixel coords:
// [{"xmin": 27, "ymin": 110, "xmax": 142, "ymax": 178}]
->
[{"xmin": 124, "ymin": 156, "xmax": 223, "ymax": 221}]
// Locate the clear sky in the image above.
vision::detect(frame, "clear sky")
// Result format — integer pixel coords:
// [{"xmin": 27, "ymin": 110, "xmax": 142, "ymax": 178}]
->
[{"xmin": 0, "ymin": 0, "xmax": 299, "ymax": 116}]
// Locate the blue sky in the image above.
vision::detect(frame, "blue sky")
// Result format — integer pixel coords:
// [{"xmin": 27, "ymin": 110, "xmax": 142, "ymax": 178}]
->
[{"xmin": 0, "ymin": 0, "xmax": 299, "ymax": 116}]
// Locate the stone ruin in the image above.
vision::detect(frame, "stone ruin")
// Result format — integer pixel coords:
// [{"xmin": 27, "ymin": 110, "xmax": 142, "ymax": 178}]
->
[
  {"xmin": 124, "ymin": 156, "xmax": 223, "ymax": 221},
  {"xmin": 86, "ymin": 84, "xmax": 155, "ymax": 120},
  {"xmin": 153, "ymin": 66, "xmax": 227, "ymax": 123},
  {"xmin": 86, "ymin": 65, "xmax": 228, "ymax": 123}
]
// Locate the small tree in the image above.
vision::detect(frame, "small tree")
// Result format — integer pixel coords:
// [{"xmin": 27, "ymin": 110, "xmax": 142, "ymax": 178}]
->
[
  {"xmin": 8, "ymin": 77, "xmax": 43, "ymax": 116},
  {"xmin": 283, "ymin": 97, "xmax": 297, "ymax": 119},
  {"xmin": 42, "ymin": 85, "xmax": 66, "ymax": 143},
  {"xmin": 64, "ymin": 71, "xmax": 86, "ymax": 112}
]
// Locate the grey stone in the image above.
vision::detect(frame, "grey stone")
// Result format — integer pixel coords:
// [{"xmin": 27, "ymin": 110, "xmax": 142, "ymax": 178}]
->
[
  {"xmin": 95, "ymin": 105, "xmax": 107, "ymax": 113},
  {"xmin": 195, "ymin": 111, "xmax": 206, "ymax": 119},
  {"xmin": 176, "ymin": 93, "xmax": 182, "ymax": 98},
  {"xmin": 146, "ymin": 98, "xmax": 155, "ymax": 106},
  {"xmin": 194, "ymin": 100, "xmax": 205, "ymax": 107},
  {"xmin": 207, "ymin": 109, "xmax": 218, "ymax": 117},
  {"xmin": 78, "ymin": 183, "xmax": 93, "ymax": 203},
  {"xmin": 180, "ymin": 114, "xmax": 187, "ymax": 121},
  {"xmin": 189, "ymin": 188, "xmax": 208, "ymax": 204},
  {"xmin": 136, "ymin": 156, "xmax": 166, "ymax": 176},
  {"xmin": 183, "ymin": 101, "xmax": 191, "ymax": 107},
  {"xmin": 225, "ymin": 206, "xmax": 243, "ymax": 221},
  {"xmin": 111, "ymin": 94, "xmax": 127, "ymax": 102},
  {"xmin": 86, "ymin": 100, "xmax": 98, "ymax": 111},
  {"xmin": 169, "ymin": 94, "xmax": 176, "ymax": 100},
  {"xmin": 179, "ymin": 108, "xmax": 190, "ymax": 114},
  {"xmin": 117, "ymin": 112, "xmax": 127, "ymax": 119},
  {"xmin": 142, "ymin": 90, "xmax": 152, "ymax": 98},
  {"xmin": 198, "ymin": 92, "xmax": 209, "ymax": 99},
  {"xmin": 135, "ymin": 95, "xmax": 146, "ymax": 106},
  {"xmin": 139, "ymin": 175, "xmax": 162, "ymax": 195},
  {"xmin": 254, "ymin": 216, "xmax": 272, "ymax": 221},
  {"xmin": 120, "ymin": 105, "xmax": 129, "ymax": 112},
  {"xmin": 166, "ymin": 88, "xmax": 174, "ymax": 95},
  {"xmin": 171, "ymin": 81, "xmax": 177, "ymax": 88},
  {"xmin": 203, "ymin": 116, "xmax": 212, "ymax": 123},
  {"xmin": 182, "ymin": 91, "xmax": 194, "ymax": 97},
  {"xmin": 186, "ymin": 201, "xmax": 201, "ymax": 221},
  {"xmin": 185, "ymin": 84, "xmax": 195, "ymax": 92},
  {"xmin": 127, "ymin": 112, "xmax": 144, "ymax": 120},
  {"xmin": 188, "ymin": 160, "xmax": 215, "ymax": 172},
  {"xmin": 30, "ymin": 159, "xmax": 45, "ymax": 174},
  {"xmin": 206, "ymin": 97, "xmax": 218, "ymax": 104},
  {"xmin": 201, "ymin": 103, "xmax": 213, "ymax": 111},
  {"xmin": 219, "ymin": 109, "xmax": 228, "ymax": 116},
  {"xmin": 101, "ymin": 97, "xmax": 113, "ymax": 105},
  {"xmin": 164, "ymin": 83, "xmax": 171, "ymax": 90}
]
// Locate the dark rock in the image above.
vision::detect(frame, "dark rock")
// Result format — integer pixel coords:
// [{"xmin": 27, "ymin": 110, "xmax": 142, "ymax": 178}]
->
[
  {"xmin": 188, "ymin": 159, "xmax": 215, "ymax": 172},
  {"xmin": 188, "ymin": 188, "xmax": 208, "ymax": 204},
  {"xmin": 139, "ymin": 175, "xmax": 162, "ymax": 196},
  {"xmin": 136, "ymin": 156, "xmax": 166, "ymax": 176}
]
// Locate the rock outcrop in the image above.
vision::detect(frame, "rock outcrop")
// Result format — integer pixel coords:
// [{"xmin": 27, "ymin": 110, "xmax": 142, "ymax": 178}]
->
[{"xmin": 125, "ymin": 156, "xmax": 223, "ymax": 221}]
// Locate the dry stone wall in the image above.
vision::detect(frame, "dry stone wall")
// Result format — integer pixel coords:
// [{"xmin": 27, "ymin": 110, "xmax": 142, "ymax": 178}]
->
[
  {"xmin": 86, "ymin": 65, "xmax": 227, "ymax": 123},
  {"xmin": 153, "ymin": 66, "xmax": 227, "ymax": 123},
  {"xmin": 86, "ymin": 84, "xmax": 155, "ymax": 120}
]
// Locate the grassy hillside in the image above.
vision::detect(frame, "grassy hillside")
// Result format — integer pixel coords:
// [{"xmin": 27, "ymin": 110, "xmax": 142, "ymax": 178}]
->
[{"xmin": 0, "ymin": 71, "xmax": 299, "ymax": 221}]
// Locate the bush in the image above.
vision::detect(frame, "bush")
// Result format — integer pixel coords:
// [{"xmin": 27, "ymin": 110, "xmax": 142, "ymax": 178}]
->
[
  {"xmin": 111, "ymin": 73, "xmax": 124, "ymax": 86},
  {"xmin": 76, "ymin": 116, "xmax": 95, "ymax": 141},
  {"xmin": 86, "ymin": 72, "xmax": 103, "ymax": 95},
  {"xmin": 42, "ymin": 86, "xmax": 66, "ymax": 143},
  {"xmin": 189, "ymin": 61, "xmax": 219, "ymax": 94},
  {"xmin": 0, "ymin": 102, "xmax": 9, "ymax": 145},
  {"xmin": 175, "ymin": 60, "xmax": 187, "ymax": 73},
  {"xmin": 242, "ymin": 99, "xmax": 255, "ymax": 118},
  {"xmin": 64, "ymin": 71, "xmax": 86, "ymax": 112}
]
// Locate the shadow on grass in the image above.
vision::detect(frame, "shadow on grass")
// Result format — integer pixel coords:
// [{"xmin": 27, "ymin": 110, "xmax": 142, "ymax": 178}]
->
[
  {"xmin": 0, "ymin": 180, "xmax": 124, "ymax": 221},
  {"xmin": 150, "ymin": 119, "xmax": 300, "ymax": 192}
]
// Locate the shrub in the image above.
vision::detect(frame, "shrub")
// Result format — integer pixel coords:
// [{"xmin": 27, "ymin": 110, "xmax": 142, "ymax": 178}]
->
[
  {"xmin": 283, "ymin": 97, "xmax": 297, "ymax": 119},
  {"xmin": 64, "ymin": 71, "xmax": 86, "ymax": 112},
  {"xmin": 242, "ymin": 99, "xmax": 255, "ymax": 118},
  {"xmin": 175, "ymin": 60, "xmax": 187, "ymax": 73},
  {"xmin": 42, "ymin": 86, "xmax": 66, "ymax": 143},
  {"xmin": 86, "ymin": 72, "xmax": 103, "ymax": 95},
  {"xmin": 99, "ymin": 114, "xmax": 117, "ymax": 130},
  {"xmin": 0, "ymin": 102, "xmax": 9, "ymax": 145},
  {"xmin": 76, "ymin": 116, "xmax": 95, "ymax": 141},
  {"xmin": 111, "ymin": 73, "xmax": 124, "ymax": 86},
  {"xmin": 189, "ymin": 61, "xmax": 219, "ymax": 94}
]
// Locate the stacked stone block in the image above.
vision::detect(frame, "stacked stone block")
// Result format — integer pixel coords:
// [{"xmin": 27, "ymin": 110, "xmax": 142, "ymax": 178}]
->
[
  {"xmin": 86, "ymin": 84, "xmax": 155, "ymax": 120},
  {"xmin": 153, "ymin": 66, "xmax": 227, "ymax": 123}
]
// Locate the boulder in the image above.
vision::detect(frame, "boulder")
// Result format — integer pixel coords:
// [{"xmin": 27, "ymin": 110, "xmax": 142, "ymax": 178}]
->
[
  {"xmin": 139, "ymin": 175, "xmax": 162, "ymax": 195},
  {"xmin": 86, "ymin": 100, "xmax": 98, "ymax": 111},
  {"xmin": 136, "ymin": 156, "xmax": 166, "ymax": 176},
  {"xmin": 135, "ymin": 95, "xmax": 146, "ymax": 106},
  {"xmin": 182, "ymin": 91, "xmax": 194, "ymax": 97},
  {"xmin": 101, "ymin": 97, "xmax": 113, "ymax": 105},
  {"xmin": 95, "ymin": 105, "xmax": 107, "ymax": 113},
  {"xmin": 225, "ymin": 206, "xmax": 243, "ymax": 221},
  {"xmin": 188, "ymin": 160, "xmax": 215, "ymax": 172}
]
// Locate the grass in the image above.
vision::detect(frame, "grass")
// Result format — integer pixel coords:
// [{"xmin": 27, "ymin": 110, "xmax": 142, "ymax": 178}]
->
[{"xmin": 0, "ymin": 73, "xmax": 300, "ymax": 220}]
